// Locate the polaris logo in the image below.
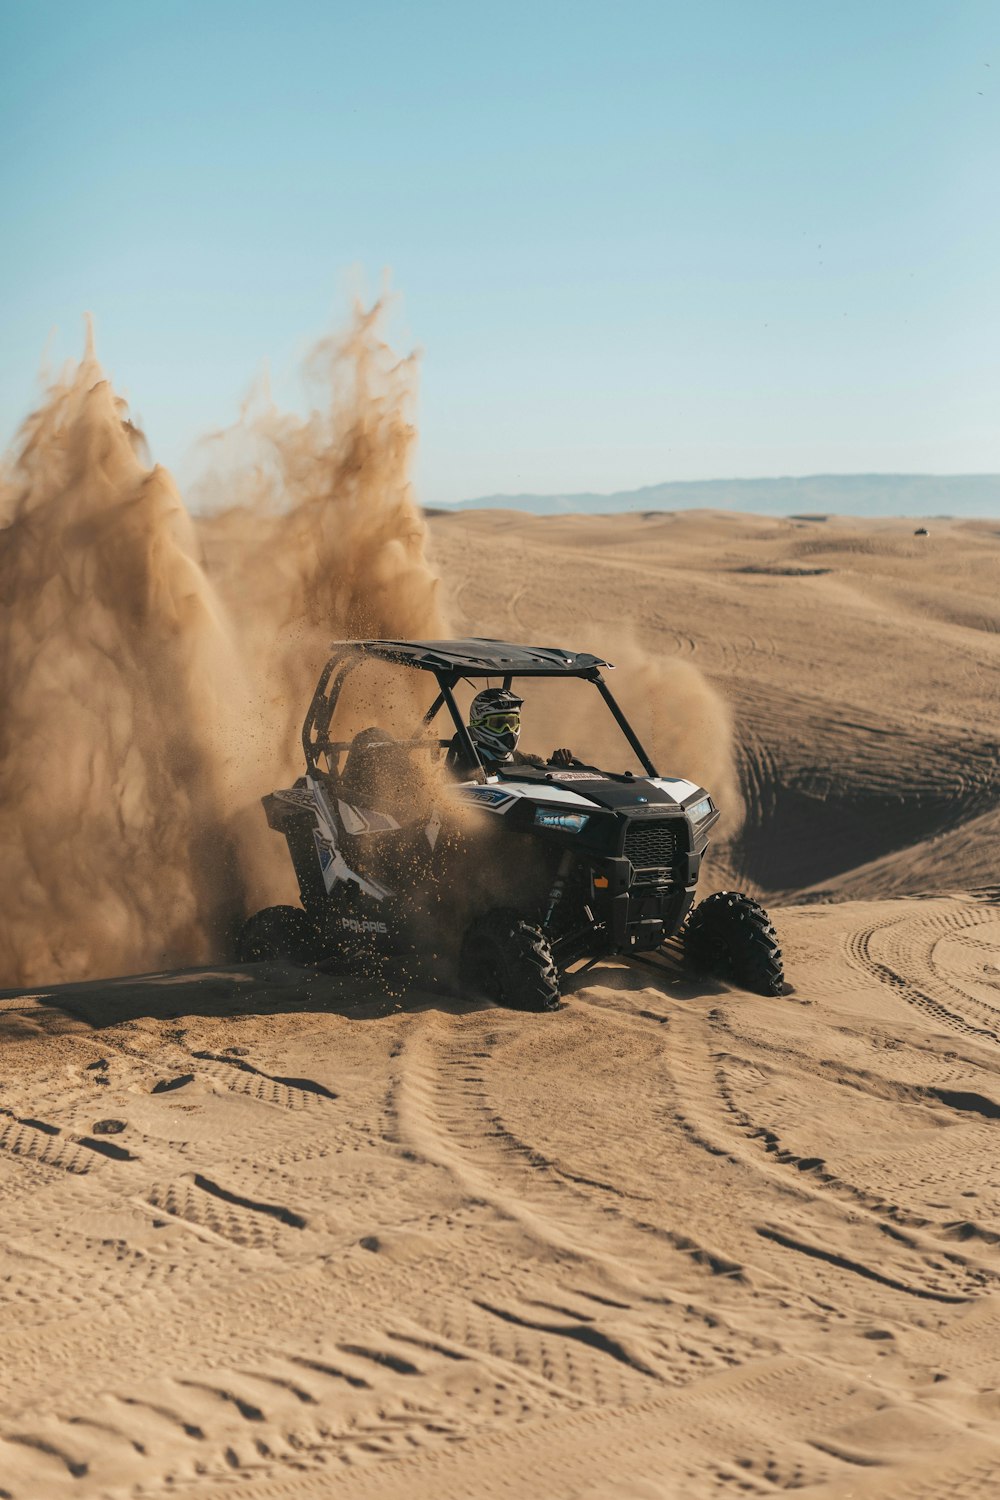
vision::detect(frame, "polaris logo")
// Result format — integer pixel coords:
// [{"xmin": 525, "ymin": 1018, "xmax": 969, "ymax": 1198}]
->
[{"xmin": 339, "ymin": 917, "xmax": 389, "ymax": 936}]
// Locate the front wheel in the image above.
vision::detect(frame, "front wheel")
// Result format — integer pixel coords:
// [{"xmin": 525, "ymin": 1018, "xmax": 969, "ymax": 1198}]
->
[
  {"xmin": 682, "ymin": 891, "xmax": 784, "ymax": 996},
  {"xmin": 236, "ymin": 905, "xmax": 318, "ymax": 965},
  {"xmin": 460, "ymin": 910, "xmax": 561, "ymax": 1012}
]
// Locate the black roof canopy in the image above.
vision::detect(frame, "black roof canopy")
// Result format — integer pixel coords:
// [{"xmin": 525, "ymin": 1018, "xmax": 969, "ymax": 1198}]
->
[{"xmin": 333, "ymin": 638, "xmax": 612, "ymax": 677}]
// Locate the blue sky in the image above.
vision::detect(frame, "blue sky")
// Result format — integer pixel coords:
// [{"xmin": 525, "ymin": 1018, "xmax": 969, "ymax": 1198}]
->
[{"xmin": 1, "ymin": 0, "xmax": 997, "ymax": 503}]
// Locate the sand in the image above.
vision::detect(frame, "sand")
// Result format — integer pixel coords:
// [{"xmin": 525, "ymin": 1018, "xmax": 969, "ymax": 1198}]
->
[{"xmin": 2, "ymin": 509, "xmax": 999, "ymax": 1498}]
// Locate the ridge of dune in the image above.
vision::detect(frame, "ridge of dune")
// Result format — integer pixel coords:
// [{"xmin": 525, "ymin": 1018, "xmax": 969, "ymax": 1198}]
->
[{"xmin": 796, "ymin": 803, "xmax": 1000, "ymax": 904}]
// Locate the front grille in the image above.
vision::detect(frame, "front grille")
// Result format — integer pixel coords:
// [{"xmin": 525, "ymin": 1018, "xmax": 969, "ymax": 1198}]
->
[{"xmin": 623, "ymin": 819, "xmax": 679, "ymax": 872}]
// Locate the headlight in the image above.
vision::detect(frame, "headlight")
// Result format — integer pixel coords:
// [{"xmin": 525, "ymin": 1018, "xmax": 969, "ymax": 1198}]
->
[
  {"xmin": 686, "ymin": 796, "xmax": 713, "ymax": 824},
  {"xmin": 534, "ymin": 809, "xmax": 590, "ymax": 832}
]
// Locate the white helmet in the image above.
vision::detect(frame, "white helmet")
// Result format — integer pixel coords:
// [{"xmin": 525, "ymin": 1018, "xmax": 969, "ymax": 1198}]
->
[{"xmin": 469, "ymin": 687, "xmax": 523, "ymax": 763}]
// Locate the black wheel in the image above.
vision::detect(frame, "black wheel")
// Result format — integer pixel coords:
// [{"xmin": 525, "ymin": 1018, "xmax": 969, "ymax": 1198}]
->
[
  {"xmin": 236, "ymin": 905, "xmax": 317, "ymax": 965},
  {"xmin": 460, "ymin": 910, "xmax": 561, "ymax": 1013},
  {"xmin": 682, "ymin": 891, "xmax": 784, "ymax": 996}
]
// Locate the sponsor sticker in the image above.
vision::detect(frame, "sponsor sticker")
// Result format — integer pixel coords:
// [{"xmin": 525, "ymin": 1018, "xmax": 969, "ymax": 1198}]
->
[
  {"xmin": 339, "ymin": 917, "xmax": 389, "ymax": 936},
  {"xmin": 548, "ymin": 771, "xmax": 606, "ymax": 781}
]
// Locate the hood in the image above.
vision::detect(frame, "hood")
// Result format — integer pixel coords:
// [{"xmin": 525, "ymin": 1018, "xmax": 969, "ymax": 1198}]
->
[{"xmin": 491, "ymin": 765, "xmax": 703, "ymax": 812}]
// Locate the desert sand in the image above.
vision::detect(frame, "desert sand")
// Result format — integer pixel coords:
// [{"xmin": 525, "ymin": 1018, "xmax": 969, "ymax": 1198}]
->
[{"xmin": 1, "ymin": 505, "xmax": 999, "ymax": 1498}]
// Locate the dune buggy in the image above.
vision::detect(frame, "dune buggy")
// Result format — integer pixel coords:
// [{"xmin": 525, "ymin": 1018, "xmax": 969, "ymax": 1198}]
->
[{"xmin": 237, "ymin": 639, "xmax": 783, "ymax": 1009}]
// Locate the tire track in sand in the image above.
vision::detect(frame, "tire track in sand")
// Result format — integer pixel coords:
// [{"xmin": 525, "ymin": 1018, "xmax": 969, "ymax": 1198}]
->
[
  {"xmin": 846, "ymin": 901, "xmax": 1000, "ymax": 1043},
  {"xmin": 387, "ymin": 1017, "xmax": 785, "ymax": 1403},
  {"xmin": 641, "ymin": 997, "xmax": 992, "ymax": 1317}
]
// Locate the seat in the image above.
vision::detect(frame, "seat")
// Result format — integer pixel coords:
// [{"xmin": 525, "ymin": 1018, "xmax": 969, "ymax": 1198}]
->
[{"xmin": 340, "ymin": 727, "xmax": 431, "ymax": 825}]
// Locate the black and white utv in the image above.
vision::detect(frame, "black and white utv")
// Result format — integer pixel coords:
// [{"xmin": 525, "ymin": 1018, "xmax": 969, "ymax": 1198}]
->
[{"xmin": 237, "ymin": 639, "xmax": 783, "ymax": 1011}]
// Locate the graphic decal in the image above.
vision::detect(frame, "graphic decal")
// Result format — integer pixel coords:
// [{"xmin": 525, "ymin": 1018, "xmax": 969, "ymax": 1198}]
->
[
  {"xmin": 275, "ymin": 787, "xmax": 316, "ymax": 808},
  {"xmin": 652, "ymin": 776, "xmax": 700, "ymax": 801},
  {"xmin": 312, "ymin": 829, "xmax": 335, "ymax": 874},
  {"xmin": 338, "ymin": 800, "xmax": 369, "ymax": 835},
  {"xmin": 337, "ymin": 799, "xmax": 401, "ymax": 835},
  {"xmin": 457, "ymin": 786, "xmax": 517, "ymax": 813},
  {"xmin": 306, "ymin": 776, "xmax": 393, "ymax": 901}
]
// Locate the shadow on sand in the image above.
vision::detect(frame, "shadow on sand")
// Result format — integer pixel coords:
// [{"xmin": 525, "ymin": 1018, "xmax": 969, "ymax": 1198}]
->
[
  {"xmin": 0, "ymin": 942, "xmax": 736, "ymax": 1044},
  {"xmin": 0, "ymin": 961, "xmax": 466, "ymax": 1040}
]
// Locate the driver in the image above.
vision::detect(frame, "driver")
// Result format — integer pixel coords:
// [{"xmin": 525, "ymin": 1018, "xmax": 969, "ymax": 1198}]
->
[{"xmin": 446, "ymin": 687, "xmax": 578, "ymax": 778}]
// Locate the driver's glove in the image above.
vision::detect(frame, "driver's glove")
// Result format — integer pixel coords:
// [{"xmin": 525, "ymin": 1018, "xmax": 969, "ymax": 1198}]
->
[{"xmin": 550, "ymin": 748, "xmax": 576, "ymax": 767}]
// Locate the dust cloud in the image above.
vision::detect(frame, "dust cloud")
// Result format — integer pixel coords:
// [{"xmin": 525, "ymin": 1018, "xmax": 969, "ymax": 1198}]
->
[
  {"xmin": 0, "ymin": 303, "xmax": 443, "ymax": 987},
  {"xmin": 599, "ymin": 632, "xmax": 738, "ymax": 821},
  {"xmin": 0, "ymin": 302, "xmax": 734, "ymax": 988}
]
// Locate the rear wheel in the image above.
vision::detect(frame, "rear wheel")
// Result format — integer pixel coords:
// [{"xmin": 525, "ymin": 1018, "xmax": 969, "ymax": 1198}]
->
[
  {"xmin": 682, "ymin": 891, "xmax": 784, "ymax": 996},
  {"xmin": 460, "ymin": 910, "xmax": 561, "ymax": 1012},
  {"xmin": 236, "ymin": 905, "xmax": 317, "ymax": 965}
]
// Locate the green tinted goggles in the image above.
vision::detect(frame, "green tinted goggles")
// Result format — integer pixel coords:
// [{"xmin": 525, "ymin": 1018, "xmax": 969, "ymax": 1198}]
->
[{"xmin": 475, "ymin": 711, "xmax": 521, "ymax": 733}]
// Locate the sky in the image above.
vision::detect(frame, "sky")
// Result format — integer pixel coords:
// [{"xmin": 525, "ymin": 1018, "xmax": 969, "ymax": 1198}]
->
[{"xmin": 1, "ymin": 0, "xmax": 997, "ymax": 505}]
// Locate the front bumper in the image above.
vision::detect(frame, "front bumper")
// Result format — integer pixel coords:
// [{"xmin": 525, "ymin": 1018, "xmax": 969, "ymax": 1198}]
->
[{"xmin": 589, "ymin": 854, "xmax": 696, "ymax": 954}]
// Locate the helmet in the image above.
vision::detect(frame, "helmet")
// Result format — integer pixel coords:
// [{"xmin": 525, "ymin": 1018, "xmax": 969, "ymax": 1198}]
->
[{"xmin": 469, "ymin": 687, "xmax": 523, "ymax": 763}]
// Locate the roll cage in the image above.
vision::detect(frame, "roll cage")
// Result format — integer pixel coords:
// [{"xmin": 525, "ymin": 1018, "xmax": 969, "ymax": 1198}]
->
[{"xmin": 301, "ymin": 638, "xmax": 660, "ymax": 781}]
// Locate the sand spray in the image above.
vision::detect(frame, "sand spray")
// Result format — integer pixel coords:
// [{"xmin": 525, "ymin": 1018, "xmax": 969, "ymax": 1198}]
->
[{"xmin": 0, "ymin": 303, "xmax": 443, "ymax": 986}]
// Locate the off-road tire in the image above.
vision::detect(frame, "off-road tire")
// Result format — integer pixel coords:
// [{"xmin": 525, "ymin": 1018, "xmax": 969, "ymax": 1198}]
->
[
  {"xmin": 236, "ymin": 905, "xmax": 317, "ymax": 965},
  {"xmin": 460, "ymin": 910, "xmax": 561, "ymax": 1013},
  {"xmin": 682, "ymin": 891, "xmax": 784, "ymax": 996}
]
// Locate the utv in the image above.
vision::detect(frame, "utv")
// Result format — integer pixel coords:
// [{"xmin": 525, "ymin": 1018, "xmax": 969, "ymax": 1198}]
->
[{"xmin": 237, "ymin": 639, "xmax": 783, "ymax": 1010}]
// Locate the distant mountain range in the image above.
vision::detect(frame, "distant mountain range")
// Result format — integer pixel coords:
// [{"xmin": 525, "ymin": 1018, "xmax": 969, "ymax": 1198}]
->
[{"xmin": 445, "ymin": 474, "xmax": 1000, "ymax": 519}]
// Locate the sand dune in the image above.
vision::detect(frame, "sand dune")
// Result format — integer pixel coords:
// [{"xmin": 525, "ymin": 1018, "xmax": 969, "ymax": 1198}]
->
[{"xmin": 2, "ymin": 509, "xmax": 1000, "ymax": 1497}]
